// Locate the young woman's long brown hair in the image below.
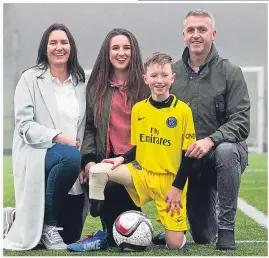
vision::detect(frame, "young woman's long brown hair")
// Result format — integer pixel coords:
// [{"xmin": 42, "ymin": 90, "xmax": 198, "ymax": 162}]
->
[{"xmin": 87, "ymin": 28, "xmax": 149, "ymax": 128}]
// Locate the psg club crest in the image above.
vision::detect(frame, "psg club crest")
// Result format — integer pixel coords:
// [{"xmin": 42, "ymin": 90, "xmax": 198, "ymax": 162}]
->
[{"xmin": 166, "ymin": 117, "xmax": 177, "ymax": 128}]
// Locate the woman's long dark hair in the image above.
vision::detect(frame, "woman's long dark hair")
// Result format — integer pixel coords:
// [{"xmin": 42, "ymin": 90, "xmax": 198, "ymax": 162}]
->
[
  {"xmin": 87, "ymin": 28, "xmax": 150, "ymax": 128},
  {"xmin": 35, "ymin": 23, "xmax": 85, "ymax": 84}
]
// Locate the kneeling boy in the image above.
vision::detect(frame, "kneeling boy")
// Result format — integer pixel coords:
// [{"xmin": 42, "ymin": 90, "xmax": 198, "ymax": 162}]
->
[{"xmin": 89, "ymin": 52, "xmax": 196, "ymax": 249}]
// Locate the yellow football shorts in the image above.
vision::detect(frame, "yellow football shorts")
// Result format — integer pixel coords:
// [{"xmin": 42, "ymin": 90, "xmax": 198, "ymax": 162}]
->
[{"xmin": 125, "ymin": 161, "xmax": 188, "ymax": 231}]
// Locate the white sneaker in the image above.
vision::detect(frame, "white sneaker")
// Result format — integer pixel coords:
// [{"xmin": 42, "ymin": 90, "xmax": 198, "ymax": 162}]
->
[
  {"xmin": 3, "ymin": 207, "xmax": 16, "ymax": 239},
  {"xmin": 40, "ymin": 225, "xmax": 67, "ymax": 250}
]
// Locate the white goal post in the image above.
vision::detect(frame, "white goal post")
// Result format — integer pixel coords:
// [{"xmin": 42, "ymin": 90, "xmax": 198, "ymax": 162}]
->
[{"xmin": 241, "ymin": 66, "xmax": 265, "ymax": 153}]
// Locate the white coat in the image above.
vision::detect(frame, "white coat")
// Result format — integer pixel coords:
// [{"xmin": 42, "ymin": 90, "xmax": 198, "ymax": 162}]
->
[{"xmin": 3, "ymin": 67, "xmax": 88, "ymax": 250}]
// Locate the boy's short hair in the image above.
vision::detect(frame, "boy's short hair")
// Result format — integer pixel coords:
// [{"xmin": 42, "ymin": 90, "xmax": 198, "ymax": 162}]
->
[{"xmin": 144, "ymin": 52, "xmax": 173, "ymax": 72}]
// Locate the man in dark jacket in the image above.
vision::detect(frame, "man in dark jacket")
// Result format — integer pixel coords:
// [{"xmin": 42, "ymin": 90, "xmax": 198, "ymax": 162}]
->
[{"xmin": 154, "ymin": 9, "xmax": 250, "ymax": 250}]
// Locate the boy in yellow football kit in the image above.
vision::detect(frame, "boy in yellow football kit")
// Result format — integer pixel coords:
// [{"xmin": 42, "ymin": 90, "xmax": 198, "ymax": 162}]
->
[{"xmin": 88, "ymin": 52, "xmax": 196, "ymax": 249}]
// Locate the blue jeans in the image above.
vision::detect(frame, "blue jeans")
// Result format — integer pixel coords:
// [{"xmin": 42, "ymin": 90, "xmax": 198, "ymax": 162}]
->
[
  {"xmin": 187, "ymin": 142, "xmax": 248, "ymax": 244},
  {"xmin": 44, "ymin": 144, "xmax": 81, "ymax": 225}
]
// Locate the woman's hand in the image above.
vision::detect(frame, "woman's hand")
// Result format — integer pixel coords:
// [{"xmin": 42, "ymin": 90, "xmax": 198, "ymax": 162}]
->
[
  {"xmin": 165, "ymin": 186, "xmax": 183, "ymax": 217},
  {"xmin": 54, "ymin": 134, "xmax": 80, "ymax": 148},
  {"xmin": 79, "ymin": 162, "xmax": 96, "ymax": 183},
  {"xmin": 101, "ymin": 156, "xmax": 124, "ymax": 169}
]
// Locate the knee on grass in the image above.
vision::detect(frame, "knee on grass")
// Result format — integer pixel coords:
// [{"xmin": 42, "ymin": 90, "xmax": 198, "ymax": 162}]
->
[{"xmin": 166, "ymin": 232, "xmax": 186, "ymax": 249}]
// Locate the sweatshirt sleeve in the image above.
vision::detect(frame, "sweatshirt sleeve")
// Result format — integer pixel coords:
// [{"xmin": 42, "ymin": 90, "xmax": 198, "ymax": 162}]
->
[
  {"xmin": 172, "ymin": 153, "xmax": 194, "ymax": 190},
  {"xmin": 122, "ymin": 146, "xmax": 136, "ymax": 164}
]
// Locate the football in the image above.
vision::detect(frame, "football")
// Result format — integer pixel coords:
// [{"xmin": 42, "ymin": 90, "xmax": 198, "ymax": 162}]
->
[{"xmin": 112, "ymin": 210, "xmax": 154, "ymax": 251}]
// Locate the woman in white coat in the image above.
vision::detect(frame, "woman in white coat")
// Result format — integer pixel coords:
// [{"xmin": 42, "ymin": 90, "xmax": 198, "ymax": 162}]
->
[{"xmin": 3, "ymin": 23, "xmax": 87, "ymax": 251}]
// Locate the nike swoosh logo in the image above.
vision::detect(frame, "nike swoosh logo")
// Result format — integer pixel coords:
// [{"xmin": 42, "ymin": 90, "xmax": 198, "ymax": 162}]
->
[{"xmin": 138, "ymin": 117, "xmax": 146, "ymax": 121}]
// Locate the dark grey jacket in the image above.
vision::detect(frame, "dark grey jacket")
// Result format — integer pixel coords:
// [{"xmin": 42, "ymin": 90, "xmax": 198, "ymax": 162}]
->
[
  {"xmin": 171, "ymin": 44, "xmax": 250, "ymax": 146},
  {"xmin": 81, "ymin": 85, "xmax": 115, "ymax": 166}
]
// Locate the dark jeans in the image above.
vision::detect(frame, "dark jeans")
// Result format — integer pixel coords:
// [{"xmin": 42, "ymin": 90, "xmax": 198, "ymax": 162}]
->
[
  {"xmin": 44, "ymin": 144, "xmax": 83, "ymax": 243},
  {"xmin": 57, "ymin": 193, "xmax": 84, "ymax": 244},
  {"xmin": 187, "ymin": 142, "xmax": 248, "ymax": 244}
]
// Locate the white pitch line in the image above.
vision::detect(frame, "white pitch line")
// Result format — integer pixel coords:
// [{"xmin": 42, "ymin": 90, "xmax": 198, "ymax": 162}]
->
[
  {"xmin": 238, "ymin": 197, "xmax": 268, "ymax": 229},
  {"xmin": 235, "ymin": 240, "xmax": 267, "ymax": 243},
  {"xmin": 246, "ymin": 168, "xmax": 267, "ymax": 173},
  {"xmin": 188, "ymin": 240, "xmax": 267, "ymax": 243}
]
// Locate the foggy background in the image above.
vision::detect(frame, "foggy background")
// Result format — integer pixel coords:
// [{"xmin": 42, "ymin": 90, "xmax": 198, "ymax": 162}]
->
[{"xmin": 3, "ymin": 3, "xmax": 268, "ymax": 153}]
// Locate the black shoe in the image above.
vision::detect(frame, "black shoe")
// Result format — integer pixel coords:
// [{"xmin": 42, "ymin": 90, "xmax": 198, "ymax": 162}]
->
[
  {"xmin": 152, "ymin": 232, "xmax": 166, "ymax": 245},
  {"xmin": 89, "ymin": 199, "xmax": 104, "ymax": 217},
  {"xmin": 216, "ymin": 229, "xmax": 236, "ymax": 250}
]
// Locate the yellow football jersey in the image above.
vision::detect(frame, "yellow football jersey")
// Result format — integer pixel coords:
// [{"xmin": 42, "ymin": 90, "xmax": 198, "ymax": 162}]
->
[{"xmin": 130, "ymin": 95, "xmax": 196, "ymax": 175}]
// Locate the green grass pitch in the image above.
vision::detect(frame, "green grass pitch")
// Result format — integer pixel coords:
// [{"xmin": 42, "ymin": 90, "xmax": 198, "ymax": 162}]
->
[{"xmin": 2, "ymin": 154, "xmax": 268, "ymax": 256}]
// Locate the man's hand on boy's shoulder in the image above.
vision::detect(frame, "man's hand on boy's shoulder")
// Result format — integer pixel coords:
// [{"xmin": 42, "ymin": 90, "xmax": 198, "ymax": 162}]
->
[{"xmin": 185, "ymin": 137, "xmax": 214, "ymax": 159}]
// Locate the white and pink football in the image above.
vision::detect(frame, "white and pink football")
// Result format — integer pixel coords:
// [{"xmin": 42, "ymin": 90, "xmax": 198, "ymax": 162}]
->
[{"xmin": 113, "ymin": 210, "xmax": 154, "ymax": 251}]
